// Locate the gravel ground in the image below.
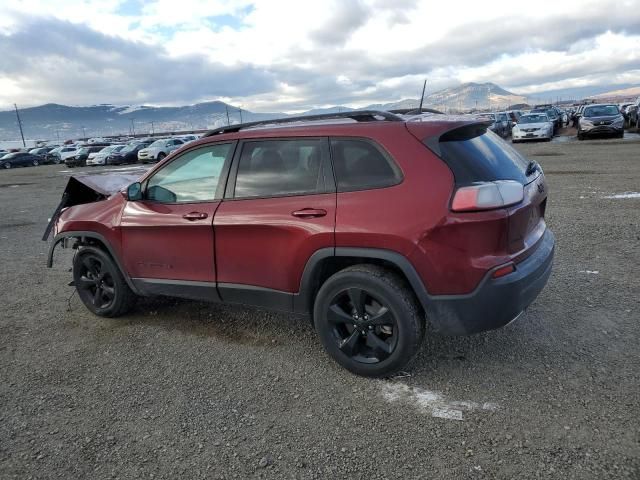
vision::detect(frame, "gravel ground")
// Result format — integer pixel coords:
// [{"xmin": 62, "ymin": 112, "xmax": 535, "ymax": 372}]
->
[{"xmin": 1, "ymin": 137, "xmax": 639, "ymax": 479}]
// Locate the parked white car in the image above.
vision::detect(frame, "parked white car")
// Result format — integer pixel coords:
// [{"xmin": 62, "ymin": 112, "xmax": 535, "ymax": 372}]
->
[
  {"xmin": 512, "ymin": 113, "xmax": 554, "ymax": 143},
  {"xmin": 86, "ymin": 145, "xmax": 125, "ymax": 166},
  {"xmin": 59, "ymin": 146, "xmax": 80, "ymax": 162},
  {"xmin": 137, "ymin": 138, "xmax": 184, "ymax": 163}
]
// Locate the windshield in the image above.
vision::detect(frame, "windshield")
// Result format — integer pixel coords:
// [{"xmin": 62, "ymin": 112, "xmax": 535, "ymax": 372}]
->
[
  {"xmin": 583, "ymin": 105, "xmax": 619, "ymax": 117},
  {"xmin": 519, "ymin": 114, "xmax": 549, "ymax": 124},
  {"xmin": 150, "ymin": 140, "xmax": 166, "ymax": 147},
  {"xmin": 78, "ymin": 148, "xmax": 89, "ymax": 154},
  {"xmin": 478, "ymin": 114, "xmax": 495, "ymax": 121}
]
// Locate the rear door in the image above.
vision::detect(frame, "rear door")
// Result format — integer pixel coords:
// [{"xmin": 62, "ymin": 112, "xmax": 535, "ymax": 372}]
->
[
  {"xmin": 120, "ymin": 142, "xmax": 235, "ymax": 283},
  {"xmin": 213, "ymin": 137, "xmax": 335, "ymax": 301}
]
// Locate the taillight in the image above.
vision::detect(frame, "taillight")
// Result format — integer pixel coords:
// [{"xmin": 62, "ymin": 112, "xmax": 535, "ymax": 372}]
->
[{"xmin": 451, "ymin": 180, "xmax": 524, "ymax": 212}]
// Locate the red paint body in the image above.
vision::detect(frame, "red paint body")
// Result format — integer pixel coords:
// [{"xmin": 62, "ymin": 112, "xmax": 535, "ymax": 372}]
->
[{"xmin": 55, "ymin": 117, "xmax": 548, "ymax": 297}]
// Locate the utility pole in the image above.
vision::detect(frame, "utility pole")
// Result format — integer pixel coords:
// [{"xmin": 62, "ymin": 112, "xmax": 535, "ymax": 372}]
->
[
  {"xmin": 130, "ymin": 118, "xmax": 136, "ymax": 137},
  {"xmin": 225, "ymin": 105, "xmax": 231, "ymax": 126},
  {"xmin": 151, "ymin": 121, "xmax": 155, "ymax": 135},
  {"xmin": 56, "ymin": 130, "xmax": 60, "ymax": 143},
  {"xmin": 14, "ymin": 104, "xmax": 26, "ymax": 147},
  {"xmin": 81, "ymin": 126, "xmax": 86, "ymax": 139},
  {"xmin": 238, "ymin": 108, "xmax": 243, "ymax": 124}
]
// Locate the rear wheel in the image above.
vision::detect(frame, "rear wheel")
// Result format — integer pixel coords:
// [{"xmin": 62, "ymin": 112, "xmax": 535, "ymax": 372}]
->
[
  {"xmin": 73, "ymin": 246, "xmax": 137, "ymax": 317},
  {"xmin": 157, "ymin": 152, "xmax": 166, "ymax": 162},
  {"xmin": 314, "ymin": 265, "xmax": 425, "ymax": 377}
]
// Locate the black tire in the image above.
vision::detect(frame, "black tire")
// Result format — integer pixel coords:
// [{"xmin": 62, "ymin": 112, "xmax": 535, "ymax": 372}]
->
[
  {"xmin": 157, "ymin": 152, "xmax": 166, "ymax": 162},
  {"xmin": 512, "ymin": 139, "xmax": 519, "ymax": 144},
  {"xmin": 3, "ymin": 162, "xmax": 10, "ymax": 169},
  {"xmin": 314, "ymin": 264, "xmax": 425, "ymax": 377},
  {"xmin": 32, "ymin": 159, "xmax": 39, "ymax": 166},
  {"xmin": 73, "ymin": 246, "xmax": 137, "ymax": 317},
  {"xmin": 577, "ymin": 132, "xmax": 584, "ymax": 140}
]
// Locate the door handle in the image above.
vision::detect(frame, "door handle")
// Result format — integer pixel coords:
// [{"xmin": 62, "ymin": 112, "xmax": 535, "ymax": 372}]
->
[
  {"xmin": 182, "ymin": 212, "xmax": 208, "ymax": 221},
  {"xmin": 291, "ymin": 208, "xmax": 327, "ymax": 218}
]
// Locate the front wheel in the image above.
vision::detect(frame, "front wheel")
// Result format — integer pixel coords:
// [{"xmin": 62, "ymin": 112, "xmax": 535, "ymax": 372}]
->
[
  {"xmin": 3, "ymin": 162, "xmax": 11, "ymax": 169},
  {"xmin": 32, "ymin": 159, "xmax": 39, "ymax": 166},
  {"xmin": 73, "ymin": 246, "xmax": 137, "ymax": 317},
  {"xmin": 314, "ymin": 265, "xmax": 425, "ymax": 377}
]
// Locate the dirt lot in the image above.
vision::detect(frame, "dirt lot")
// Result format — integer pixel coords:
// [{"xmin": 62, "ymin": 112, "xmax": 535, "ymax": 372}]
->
[{"xmin": 1, "ymin": 137, "xmax": 639, "ymax": 479}]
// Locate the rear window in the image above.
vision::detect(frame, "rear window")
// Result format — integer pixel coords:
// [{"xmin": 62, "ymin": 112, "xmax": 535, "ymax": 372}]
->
[
  {"xmin": 431, "ymin": 126, "xmax": 528, "ymax": 185},
  {"xmin": 330, "ymin": 139, "xmax": 402, "ymax": 192}
]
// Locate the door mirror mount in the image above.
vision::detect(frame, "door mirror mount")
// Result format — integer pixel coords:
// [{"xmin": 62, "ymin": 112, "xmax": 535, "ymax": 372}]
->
[{"xmin": 127, "ymin": 182, "xmax": 143, "ymax": 201}]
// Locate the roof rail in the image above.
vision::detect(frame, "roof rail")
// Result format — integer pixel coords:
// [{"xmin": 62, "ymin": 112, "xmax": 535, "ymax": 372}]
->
[
  {"xmin": 202, "ymin": 110, "xmax": 404, "ymax": 137},
  {"xmin": 389, "ymin": 107, "xmax": 444, "ymax": 115}
]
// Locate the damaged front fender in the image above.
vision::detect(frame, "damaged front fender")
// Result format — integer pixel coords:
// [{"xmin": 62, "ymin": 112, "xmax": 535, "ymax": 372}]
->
[{"xmin": 42, "ymin": 173, "xmax": 140, "ymax": 241}]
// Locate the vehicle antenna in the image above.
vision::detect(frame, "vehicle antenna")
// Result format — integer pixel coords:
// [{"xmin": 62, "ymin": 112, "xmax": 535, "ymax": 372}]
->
[
  {"xmin": 418, "ymin": 79, "xmax": 427, "ymax": 113},
  {"xmin": 14, "ymin": 104, "xmax": 26, "ymax": 147}
]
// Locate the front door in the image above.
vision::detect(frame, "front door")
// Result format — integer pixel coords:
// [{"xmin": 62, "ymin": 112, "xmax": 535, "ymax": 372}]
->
[
  {"xmin": 214, "ymin": 137, "xmax": 336, "ymax": 302},
  {"xmin": 120, "ymin": 142, "xmax": 235, "ymax": 283}
]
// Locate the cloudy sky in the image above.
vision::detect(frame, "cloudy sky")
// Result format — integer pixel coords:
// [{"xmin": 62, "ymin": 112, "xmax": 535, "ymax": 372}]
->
[{"xmin": 0, "ymin": 0, "xmax": 639, "ymax": 112}]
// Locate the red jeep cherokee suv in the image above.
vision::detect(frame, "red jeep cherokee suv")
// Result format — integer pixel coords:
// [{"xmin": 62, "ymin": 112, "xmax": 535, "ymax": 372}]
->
[{"xmin": 45, "ymin": 111, "xmax": 554, "ymax": 377}]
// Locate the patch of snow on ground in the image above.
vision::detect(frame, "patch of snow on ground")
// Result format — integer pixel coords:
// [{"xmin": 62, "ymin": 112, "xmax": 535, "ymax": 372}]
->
[
  {"xmin": 603, "ymin": 192, "xmax": 640, "ymax": 199},
  {"xmin": 380, "ymin": 382, "xmax": 498, "ymax": 421}
]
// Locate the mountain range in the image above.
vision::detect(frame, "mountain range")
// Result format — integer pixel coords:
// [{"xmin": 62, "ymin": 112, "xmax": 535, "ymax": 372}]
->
[{"xmin": 1, "ymin": 82, "xmax": 636, "ymax": 142}]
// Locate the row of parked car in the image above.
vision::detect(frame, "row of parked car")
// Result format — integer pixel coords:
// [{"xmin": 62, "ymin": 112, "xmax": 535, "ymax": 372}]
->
[
  {"xmin": 618, "ymin": 97, "xmax": 640, "ymax": 128},
  {"xmin": 477, "ymin": 102, "xmax": 629, "ymax": 143},
  {"xmin": 475, "ymin": 105, "xmax": 569, "ymax": 143},
  {"xmin": 0, "ymin": 135, "xmax": 200, "ymax": 170}
]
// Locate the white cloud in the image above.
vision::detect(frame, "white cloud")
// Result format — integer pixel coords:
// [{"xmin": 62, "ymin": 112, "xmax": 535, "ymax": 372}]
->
[{"xmin": 0, "ymin": 0, "xmax": 639, "ymax": 111}]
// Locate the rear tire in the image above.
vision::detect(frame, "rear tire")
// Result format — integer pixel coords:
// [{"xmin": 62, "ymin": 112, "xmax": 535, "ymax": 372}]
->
[
  {"xmin": 157, "ymin": 152, "xmax": 166, "ymax": 162},
  {"xmin": 73, "ymin": 246, "xmax": 137, "ymax": 317},
  {"xmin": 314, "ymin": 264, "xmax": 425, "ymax": 377}
]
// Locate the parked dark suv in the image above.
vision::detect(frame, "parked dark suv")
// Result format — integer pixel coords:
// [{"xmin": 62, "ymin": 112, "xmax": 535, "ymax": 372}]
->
[{"xmin": 44, "ymin": 111, "xmax": 554, "ymax": 377}]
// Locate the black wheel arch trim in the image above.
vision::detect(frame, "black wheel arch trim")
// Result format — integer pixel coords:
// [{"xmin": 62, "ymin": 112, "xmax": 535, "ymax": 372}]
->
[
  {"xmin": 294, "ymin": 246, "xmax": 434, "ymax": 317},
  {"xmin": 47, "ymin": 231, "xmax": 141, "ymax": 295}
]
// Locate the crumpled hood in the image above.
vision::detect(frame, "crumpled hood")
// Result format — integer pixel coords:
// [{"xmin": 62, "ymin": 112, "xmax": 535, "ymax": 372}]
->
[{"xmin": 42, "ymin": 173, "xmax": 141, "ymax": 241}]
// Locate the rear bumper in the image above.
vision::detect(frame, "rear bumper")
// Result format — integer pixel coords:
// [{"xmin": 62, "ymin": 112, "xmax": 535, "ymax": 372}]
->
[{"xmin": 427, "ymin": 228, "xmax": 555, "ymax": 335}]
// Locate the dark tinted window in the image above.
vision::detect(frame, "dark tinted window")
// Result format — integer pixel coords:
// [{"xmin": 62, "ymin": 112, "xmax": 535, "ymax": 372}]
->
[
  {"xmin": 434, "ymin": 126, "xmax": 528, "ymax": 186},
  {"xmin": 234, "ymin": 139, "xmax": 326, "ymax": 198},
  {"xmin": 330, "ymin": 139, "xmax": 401, "ymax": 192}
]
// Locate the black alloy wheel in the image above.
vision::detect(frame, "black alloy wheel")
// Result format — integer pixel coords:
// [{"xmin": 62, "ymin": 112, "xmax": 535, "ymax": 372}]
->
[
  {"xmin": 327, "ymin": 288, "xmax": 398, "ymax": 364},
  {"xmin": 314, "ymin": 265, "xmax": 424, "ymax": 377},
  {"xmin": 75, "ymin": 253, "xmax": 117, "ymax": 311},
  {"xmin": 32, "ymin": 159, "xmax": 39, "ymax": 166},
  {"xmin": 3, "ymin": 162, "xmax": 10, "ymax": 169},
  {"xmin": 73, "ymin": 246, "xmax": 137, "ymax": 317}
]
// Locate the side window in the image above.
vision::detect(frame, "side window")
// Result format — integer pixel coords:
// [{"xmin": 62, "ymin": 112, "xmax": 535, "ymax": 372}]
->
[
  {"xmin": 233, "ymin": 139, "xmax": 326, "ymax": 199},
  {"xmin": 145, "ymin": 143, "xmax": 232, "ymax": 203},
  {"xmin": 330, "ymin": 138, "xmax": 402, "ymax": 192}
]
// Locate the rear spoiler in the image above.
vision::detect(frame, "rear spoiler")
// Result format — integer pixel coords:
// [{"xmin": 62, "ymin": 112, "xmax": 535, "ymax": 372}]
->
[
  {"xmin": 406, "ymin": 119, "xmax": 492, "ymax": 157},
  {"xmin": 42, "ymin": 173, "xmax": 140, "ymax": 241}
]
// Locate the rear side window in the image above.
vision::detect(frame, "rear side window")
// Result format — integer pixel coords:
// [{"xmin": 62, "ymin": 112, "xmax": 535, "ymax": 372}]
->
[
  {"xmin": 233, "ymin": 139, "xmax": 327, "ymax": 198},
  {"xmin": 433, "ymin": 126, "xmax": 528, "ymax": 186},
  {"xmin": 330, "ymin": 139, "xmax": 402, "ymax": 192}
]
